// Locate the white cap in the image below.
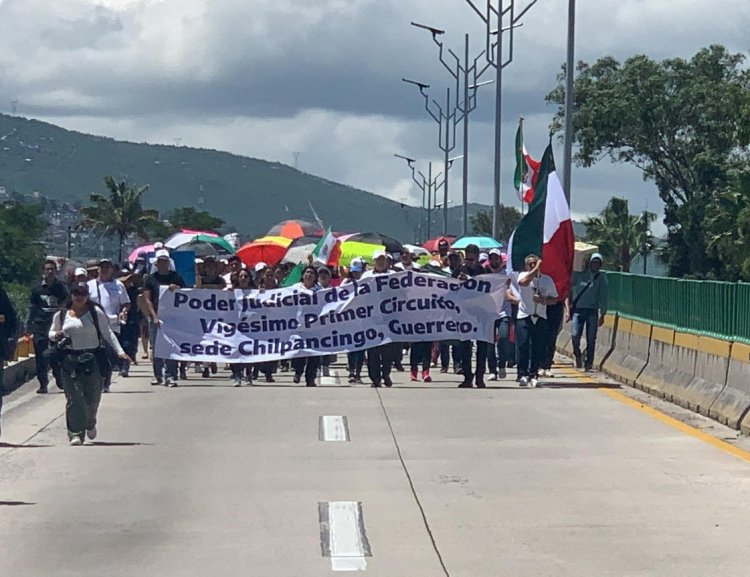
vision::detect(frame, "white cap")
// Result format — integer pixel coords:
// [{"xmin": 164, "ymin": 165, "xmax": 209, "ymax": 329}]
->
[
  {"xmin": 428, "ymin": 260, "xmax": 442, "ymax": 267},
  {"xmin": 254, "ymin": 262, "xmax": 267, "ymax": 272},
  {"xmin": 220, "ymin": 258, "xmax": 229, "ymax": 264},
  {"xmin": 489, "ymin": 248, "xmax": 502, "ymax": 257},
  {"xmin": 479, "ymin": 252, "xmax": 489, "ymax": 262},
  {"xmin": 74, "ymin": 267, "xmax": 87, "ymax": 276},
  {"xmin": 195, "ymin": 258, "xmax": 204, "ymax": 264},
  {"xmin": 372, "ymin": 249, "xmax": 387, "ymax": 260},
  {"xmin": 155, "ymin": 248, "xmax": 170, "ymax": 260},
  {"xmin": 153, "ymin": 242, "xmax": 164, "ymax": 250},
  {"xmin": 350, "ymin": 257, "xmax": 364, "ymax": 267}
]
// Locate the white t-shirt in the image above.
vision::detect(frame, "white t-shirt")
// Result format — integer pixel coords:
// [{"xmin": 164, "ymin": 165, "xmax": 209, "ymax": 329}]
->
[
  {"xmin": 49, "ymin": 308, "xmax": 125, "ymax": 355},
  {"xmin": 511, "ymin": 271, "xmax": 558, "ymax": 320},
  {"xmin": 88, "ymin": 279, "xmax": 130, "ymax": 333},
  {"xmin": 360, "ymin": 268, "xmax": 393, "ymax": 279},
  {"xmin": 394, "ymin": 262, "xmax": 421, "ymax": 271}
]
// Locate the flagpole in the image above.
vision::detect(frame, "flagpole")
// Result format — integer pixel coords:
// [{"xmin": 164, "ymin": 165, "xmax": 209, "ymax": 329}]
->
[{"xmin": 562, "ymin": 0, "xmax": 576, "ymax": 205}]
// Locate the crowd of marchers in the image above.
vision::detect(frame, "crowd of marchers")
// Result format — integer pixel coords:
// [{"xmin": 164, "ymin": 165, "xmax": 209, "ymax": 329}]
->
[{"xmin": 0, "ymin": 240, "xmax": 607, "ymax": 445}]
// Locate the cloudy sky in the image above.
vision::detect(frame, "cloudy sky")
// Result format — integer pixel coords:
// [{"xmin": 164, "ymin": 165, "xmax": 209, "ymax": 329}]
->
[{"xmin": 1, "ymin": 0, "xmax": 749, "ymax": 231}]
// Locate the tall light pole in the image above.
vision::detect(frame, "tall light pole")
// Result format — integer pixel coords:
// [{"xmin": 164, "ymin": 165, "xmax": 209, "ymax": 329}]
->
[
  {"xmin": 410, "ymin": 23, "xmax": 494, "ymax": 236},
  {"xmin": 462, "ymin": 0, "xmax": 539, "ymax": 239},
  {"xmin": 402, "ymin": 78, "xmax": 461, "ymax": 236},
  {"xmin": 562, "ymin": 0, "xmax": 576, "ymax": 205},
  {"xmin": 395, "ymin": 154, "xmax": 442, "ymax": 242}
]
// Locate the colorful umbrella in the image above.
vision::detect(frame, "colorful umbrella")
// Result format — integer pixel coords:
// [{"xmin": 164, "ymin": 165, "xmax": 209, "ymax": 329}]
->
[
  {"xmin": 450, "ymin": 236, "xmax": 503, "ymax": 250},
  {"xmin": 127, "ymin": 244, "xmax": 155, "ymax": 263},
  {"xmin": 338, "ymin": 232, "xmax": 403, "ymax": 254},
  {"xmin": 267, "ymin": 219, "xmax": 324, "ymax": 239},
  {"xmin": 236, "ymin": 236, "xmax": 292, "ymax": 267},
  {"xmin": 173, "ymin": 234, "xmax": 235, "ymax": 257},
  {"xmin": 422, "ymin": 235, "xmax": 456, "ymax": 252},
  {"xmin": 282, "ymin": 236, "xmax": 321, "ymax": 265},
  {"xmin": 164, "ymin": 229, "xmax": 220, "ymax": 249}
]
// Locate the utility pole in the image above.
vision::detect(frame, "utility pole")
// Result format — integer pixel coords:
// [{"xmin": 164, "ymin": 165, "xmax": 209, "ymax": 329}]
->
[
  {"xmin": 66, "ymin": 226, "xmax": 72, "ymax": 258},
  {"xmin": 462, "ymin": 0, "xmax": 539, "ymax": 239},
  {"xmin": 562, "ymin": 0, "xmax": 576, "ymax": 205}
]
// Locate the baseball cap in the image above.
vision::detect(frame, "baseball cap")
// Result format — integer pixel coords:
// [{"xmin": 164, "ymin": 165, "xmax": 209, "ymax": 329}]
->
[
  {"xmin": 254, "ymin": 262, "xmax": 267, "ymax": 272},
  {"xmin": 350, "ymin": 263, "xmax": 363, "ymax": 273},
  {"xmin": 317, "ymin": 266, "xmax": 332, "ymax": 276},
  {"xmin": 591, "ymin": 253, "xmax": 603, "ymax": 263},
  {"xmin": 372, "ymin": 249, "xmax": 387, "ymax": 260},
  {"xmin": 438, "ymin": 239, "xmax": 449, "ymax": 248},
  {"xmin": 99, "ymin": 258, "xmax": 113, "ymax": 266},
  {"xmin": 73, "ymin": 267, "xmax": 87, "ymax": 277},
  {"xmin": 489, "ymin": 248, "xmax": 502, "ymax": 257},
  {"xmin": 203, "ymin": 255, "xmax": 216, "ymax": 263},
  {"xmin": 479, "ymin": 252, "xmax": 489, "ymax": 263},
  {"xmin": 155, "ymin": 248, "xmax": 170, "ymax": 260},
  {"xmin": 350, "ymin": 257, "xmax": 364, "ymax": 267}
]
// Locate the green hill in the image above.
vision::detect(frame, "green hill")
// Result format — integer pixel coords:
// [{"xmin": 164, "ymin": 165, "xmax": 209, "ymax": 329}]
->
[{"xmin": 0, "ymin": 113, "xmax": 493, "ymax": 242}]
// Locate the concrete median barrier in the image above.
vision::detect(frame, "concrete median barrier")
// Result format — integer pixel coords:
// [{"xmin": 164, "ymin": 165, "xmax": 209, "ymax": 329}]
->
[
  {"xmin": 709, "ymin": 341, "xmax": 750, "ymax": 429},
  {"xmin": 606, "ymin": 320, "xmax": 651, "ymax": 386},
  {"xmin": 556, "ymin": 318, "xmax": 573, "ymax": 358},
  {"xmin": 593, "ymin": 313, "xmax": 616, "ymax": 370},
  {"xmin": 635, "ymin": 326, "xmax": 674, "ymax": 398},
  {"xmin": 601, "ymin": 317, "xmax": 630, "ymax": 377}
]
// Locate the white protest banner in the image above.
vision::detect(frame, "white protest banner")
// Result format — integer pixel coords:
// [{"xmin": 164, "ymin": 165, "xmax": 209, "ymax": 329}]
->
[{"xmin": 154, "ymin": 271, "xmax": 507, "ymax": 363}]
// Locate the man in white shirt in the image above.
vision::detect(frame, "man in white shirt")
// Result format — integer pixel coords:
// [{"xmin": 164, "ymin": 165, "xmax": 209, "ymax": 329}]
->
[
  {"xmin": 88, "ymin": 258, "xmax": 130, "ymax": 391},
  {"xmin": 394, "ymin": 249, "xmax": 421, "ymax": 272},
  {"xmin": 507, "ymin": 254, "xmax": 558, "ymax": 387}
]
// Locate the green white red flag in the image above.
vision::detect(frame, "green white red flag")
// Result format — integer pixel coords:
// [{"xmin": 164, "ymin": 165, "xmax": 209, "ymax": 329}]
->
[
  {"xmin": 507, "ymin": 143, "xmax": 574, "ymax": 299},
  {"xmin": 513, "ymin": 119, "xmax": 540, "ymax": 204}
]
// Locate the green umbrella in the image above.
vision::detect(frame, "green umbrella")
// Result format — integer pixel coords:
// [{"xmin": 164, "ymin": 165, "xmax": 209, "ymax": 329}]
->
[{"xmin": 174, "ymin": 234, "xmax": 235, "ymax": 256}]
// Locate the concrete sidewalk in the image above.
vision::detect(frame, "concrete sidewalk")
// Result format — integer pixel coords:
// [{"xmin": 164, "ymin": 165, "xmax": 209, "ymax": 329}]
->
[{"xmin": 2, "ymin": 359, "xmax": 750, "ymax": 576}]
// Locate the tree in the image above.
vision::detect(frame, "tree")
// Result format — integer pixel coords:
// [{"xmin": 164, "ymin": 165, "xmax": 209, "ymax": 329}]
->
[
  {"xmin": 0, "ymin": 203, "xmax": 46, "ymax": 286},
  {"xmin": 78, "ymin": 176, "xmax": 160, "ymax": 261},
  {"xmin": 582, "ymin": 197, "xmax": 656, "ymax": 272},
  {"xmin": 471, "ymin": 205, "xmax": 522, "ymax": 241},
  {"xmin": 704, "ymin": 171, "xmax": 750, "ymax": 281},
  {"xmin": 165, "ymin": 207, "xmax": 225, "ymax": 234},
  {"xmin": 547, "ymin": 45, "xmax": 750, "ymax": 277}
]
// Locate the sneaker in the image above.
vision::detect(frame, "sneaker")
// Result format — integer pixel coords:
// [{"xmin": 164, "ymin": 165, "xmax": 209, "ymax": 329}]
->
[
  {"xmin": 410, "ymin": 370, "xmax": 418, "ymax": 382},
  {"xmin": 458, "ymin": 381, "xmax": 473, "ymax": 388},
  {"xmin": 530, "ymin": 378, "xmax": 539, "ymax": 388},
  {"xmin": 165, "ymin": 378, "xmax": 178, "ymax": 387},
  {"xmin": 440, "ymin": 367, "xmax": 449, "ymax": 374},
  {"xmin": 421, "ymin": 370, "xmax": 431, "ymax": 383},
  {"xmin": 384, "ymin": 376, "xmax": 393, "ymax": 387},
  {"xmin": 488, "ymin": 373, "xmax": 498, "ymax": 381},
  {"xmin": 36, "ymin": 385, "xmax": 48, "ymax": 394},
  {"xmin": 519, "ymin": 376, "xmax": 529, "ymax": 387},
  {"xmin": 394, "ymin": 363, "xmax": 405, "ymax": 372},
  {"xmin": 584, "ymin": 366, "xmax": 594, "ymax": 373},
  {"xmin": 233, "ymin": 378, "xmax": 242, "ymax": 387},
  {"xmin": 86, "ymin": 426, "xmax": 97, "ymax": 440},
  {"xmin": 355, "ymin": 376, "xmax": 364, "ymax": 384},
  {"xmin": 102, "ymin": 384, "xmax": 110, "ymax": 393},
  {"xmin": 475, "ymin": 380, "xmax": 486, "ymax": 388},
  {"xmin": 245, "ymin": 376, "xmax": 254, "ymax": 385},
  {"xmin": 293, "ymin": 374, "xmax": 301, "ymax": 384},
  {"xmin": 69, "ymin": 436, "xmax": 83, "ymax": 446},
  {"xmin": 150, "ymin": 377, "xmax": 163, "ymax": 386},
  {"xmin": 348, "ymin": 374, "xmax": 356, "ymax": 384},
  {"xmin": 306, "ymin": 381, "xmax": 317, "ymax": 387},
  {"xmin": 119, "ymin": 370, "xmax": 129, "ymax": 378},
  {"xmin": 371, "ymin": 381, "xmax": 381, "ymax": 388},
  {"xmin": 498, "ymin": 368, "xmax": 507, "ymax": 379},
  {"xmin": 179, "ymin": 368, "xmax": 188, "ymax": 381},
  {"xmin": 141, "ymin": 352, "xmax": 149, "ymax": 360},
  {"xmin": 202, "ymin": 367, "xmax": 210, "ymax": 378}
]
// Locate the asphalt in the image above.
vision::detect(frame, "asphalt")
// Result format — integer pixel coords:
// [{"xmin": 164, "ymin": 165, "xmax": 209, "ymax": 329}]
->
[{"xmin": 2, "ymin": 356, "xmax": 750, "ymax": 576}]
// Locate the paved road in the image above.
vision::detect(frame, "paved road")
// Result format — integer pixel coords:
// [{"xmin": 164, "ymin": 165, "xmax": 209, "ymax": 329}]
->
[{"xmin": 2, "ymin": 358, "xmax": 750, "ymax": 576}]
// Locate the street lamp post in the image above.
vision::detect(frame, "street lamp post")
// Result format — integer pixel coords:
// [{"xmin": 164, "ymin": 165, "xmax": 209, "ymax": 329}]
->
[
  {"xmin": 410, "ymin": 23, "xmax": 494, "ymax": 236},
  {"xmin": 562, "ymin": 0, "xmax": 576, "ymax": 205},
  {"xmin": 395, "ymin": 154, "xmax": 444, "ymax": 242},
  {"xmin": 402, "ymin": 78, "xmax": 461, "ymax": 236},
  {"xmin": 462, "ymin": 0, "xmax": 539, "ymax": 239}
]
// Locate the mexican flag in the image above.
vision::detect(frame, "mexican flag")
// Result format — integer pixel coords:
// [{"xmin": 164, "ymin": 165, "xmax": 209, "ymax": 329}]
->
[
  {"xmin": 513, "ymin": 119, "xmax": 540, "ymax": 204},
  {"xmin": 281, "ymin": 227, "xmax": 340, "ymax": 287},
  {"xmin": 506, "ymin": 143, "xmax": 574, "ymax": 299}
]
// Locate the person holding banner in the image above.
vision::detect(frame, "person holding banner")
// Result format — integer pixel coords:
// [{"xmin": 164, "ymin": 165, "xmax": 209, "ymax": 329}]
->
[
  {"xmin": 343, "ymin": 260, "xmax": 365, "ymax": 384},
  {"xmin": 143, "ymin": 249, "xmax": 186, "ymax": 387},
  {"xmin": 361, "ymin": 250, "xmax": 397, "ymax": 388},
  {"xmin": 291, "ymin": 266, "xmax": 321, "ymax": 387},
  {"xmin": 229, "ymin": 270, "xmax": 255, "ymax": 386},
  {"xmin": 457, "ymin": 244, "xmax": 489, "ymax": 388},
  {"xmin": 509, "ymin": 255, "xmax": 558, "ymax": 388}
]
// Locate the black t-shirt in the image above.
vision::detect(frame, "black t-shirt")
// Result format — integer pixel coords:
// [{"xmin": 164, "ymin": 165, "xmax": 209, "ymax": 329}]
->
[
  {"xmin": 144, "ymin": 271, "xmax": 185, "ymax": 312},
  {"xmin": 27, "ymin": 280, "xmax": 69, "ymax": 335},
  {"xmin": 200, "ymin": 274, "xmax": 226, "ymax": 289}
]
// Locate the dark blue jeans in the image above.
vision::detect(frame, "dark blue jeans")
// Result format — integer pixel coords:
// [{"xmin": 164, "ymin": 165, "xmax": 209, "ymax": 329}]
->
[
  {"xmin": 487, "ymin": 317, "xmax": 511, "ymax": 373},
  {"xmin": 515, "ymin": 316, "xmax": 548, "ymax": 379},
  {"xmin": 571, "ymin": 308, "xmax": 599, "ymax": 368},
  {"xmin": 149, "ymin": 320, "xmax": 177, "ymax": 380}
]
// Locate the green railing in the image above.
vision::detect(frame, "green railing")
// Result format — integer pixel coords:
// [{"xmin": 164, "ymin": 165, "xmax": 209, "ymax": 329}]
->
[{"xmin": 606, "ymin": 272, "xmax": 750, "ymax": 344}]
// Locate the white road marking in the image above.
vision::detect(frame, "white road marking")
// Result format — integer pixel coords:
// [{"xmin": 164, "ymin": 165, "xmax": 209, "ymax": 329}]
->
[
  {"xmin": 319, "ymin": 501, "xmax": 371, "ymax": 572},
  {"xmin": 319, "ymin": 416, "xmax": 350, "ymax": 442}
]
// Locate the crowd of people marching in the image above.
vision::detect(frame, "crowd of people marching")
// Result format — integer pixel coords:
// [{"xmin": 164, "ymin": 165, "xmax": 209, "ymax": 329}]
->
[{"xmin": 0, "ymin": 238, "xmax": 608, "ymax": 444}]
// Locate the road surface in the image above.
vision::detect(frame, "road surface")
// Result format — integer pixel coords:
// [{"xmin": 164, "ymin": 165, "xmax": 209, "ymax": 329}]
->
[{"xmin": 2, "ymin": 359, "xmax": 750, "ymax": 576}]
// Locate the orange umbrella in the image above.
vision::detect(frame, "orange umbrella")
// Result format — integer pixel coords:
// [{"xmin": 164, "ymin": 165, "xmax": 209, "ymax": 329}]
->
[
  {"xmin": 267, "ymin": 219, "xmax": 324, "ymax": 239},
  {"xmin": 236, "ymin": 236, "xmax": 292, "ymax": 267}
]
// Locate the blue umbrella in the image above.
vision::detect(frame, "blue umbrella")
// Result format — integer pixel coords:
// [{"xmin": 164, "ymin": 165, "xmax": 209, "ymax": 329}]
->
[{"xmin": 451, "ymin": 236, "xmax": 503, "ymax": 250}]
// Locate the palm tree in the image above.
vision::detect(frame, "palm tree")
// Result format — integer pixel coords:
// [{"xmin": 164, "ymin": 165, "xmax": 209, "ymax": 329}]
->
[
  {"xmin": 583, "ymin": 197, "xmax": 656, "ymax": 272},
  {"xmin": 78, "ymin": 176, "xmax": 160, "ymax": 261}
]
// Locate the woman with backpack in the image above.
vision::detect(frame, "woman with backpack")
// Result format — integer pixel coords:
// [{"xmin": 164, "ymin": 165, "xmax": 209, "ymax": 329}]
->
[{"xmin": 49, "ymin": 281, "xmax": 131, "ymax": 445}]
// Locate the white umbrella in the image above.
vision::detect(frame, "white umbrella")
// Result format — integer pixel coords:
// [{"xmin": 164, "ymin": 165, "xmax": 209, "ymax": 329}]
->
[
  {"xmin": 403, "ymin": 244, "xmax": 430, "ymax": 257},
  {"xmin": 164, "ymin": 230, "xmax": 220, "ymax": 249}
]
